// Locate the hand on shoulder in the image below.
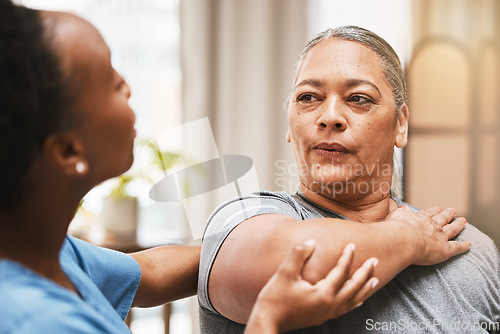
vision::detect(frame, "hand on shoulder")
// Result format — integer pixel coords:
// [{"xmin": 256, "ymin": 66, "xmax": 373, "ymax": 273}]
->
[{"xmin": 387, "ymin": 205, "xmax": 471, "ymax": 265}]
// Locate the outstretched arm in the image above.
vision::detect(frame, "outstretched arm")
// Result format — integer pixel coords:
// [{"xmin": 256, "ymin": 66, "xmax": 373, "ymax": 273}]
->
[
  {"xmin": 209, "ymin": 206, "xmax": 470, "ymax": 324},
  {"xmin": 245, "ymin": 241, "xmax": 378, "ymax": 333},
  {"xmin": 130, "ymin": 245, "xmax": 200, "ymax": 307}
]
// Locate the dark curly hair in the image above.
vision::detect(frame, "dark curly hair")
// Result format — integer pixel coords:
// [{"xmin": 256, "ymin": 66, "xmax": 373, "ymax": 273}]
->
[{"xmin": 0, "ymin": 0, "xmax": 77, "ymax": 211}]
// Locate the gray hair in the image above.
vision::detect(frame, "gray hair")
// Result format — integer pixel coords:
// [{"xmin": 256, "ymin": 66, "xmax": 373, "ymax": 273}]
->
[
  {"xmin": 296, "ymin": 26, "xmax": 407, "ymax": 198},
  {"xmin": 298, "ymin": 25, "xmax": 408, "ymax": 111}
]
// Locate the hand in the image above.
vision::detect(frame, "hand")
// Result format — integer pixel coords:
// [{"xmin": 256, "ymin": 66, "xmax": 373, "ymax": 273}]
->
[
  {"xmin": 244, "ymin": 240, "xmax": 379, "ymax": 334},
  {"xmin": 387, "ymin": 206, "xmax": 471, "ymax": 265}
]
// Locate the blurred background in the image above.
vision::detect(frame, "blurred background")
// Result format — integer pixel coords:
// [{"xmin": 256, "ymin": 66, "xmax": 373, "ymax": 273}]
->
[{"xmin": 15, "ymin": 0, "xmax": 500, "ymax": 333}]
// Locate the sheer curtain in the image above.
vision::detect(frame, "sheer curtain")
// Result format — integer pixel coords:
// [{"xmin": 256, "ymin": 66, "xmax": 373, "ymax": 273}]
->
[
  {"xmin": 180, "ymin": 0, "xmax": 308, "ymax": 196},
  {"xmin": 180, "ymin": 2, "xmax": 309, "ymax": 331}
]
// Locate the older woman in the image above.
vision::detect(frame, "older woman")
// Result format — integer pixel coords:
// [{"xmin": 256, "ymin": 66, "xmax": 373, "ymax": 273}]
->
[
  {"xmin": 199, "ymin": 26, "xmax": 500, "ymax": 333},
  {"xmin": 0, "ymin": 2, "xmax": 386, "ymax": 333}
]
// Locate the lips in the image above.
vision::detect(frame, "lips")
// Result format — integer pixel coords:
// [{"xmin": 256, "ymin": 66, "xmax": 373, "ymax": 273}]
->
[
  {"xmin": 314, "ymin": 142, "xmax": 351, "ymax": 153},
  {"xmin": 312, "ymin": 142, "xmax": 352, "ymax": 160}
]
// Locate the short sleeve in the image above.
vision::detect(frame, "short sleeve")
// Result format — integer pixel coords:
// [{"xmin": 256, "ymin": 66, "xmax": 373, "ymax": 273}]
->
[
  {"xmin": 62, "ymin": 236, "xmax": 141, "ymax": 320},
  {"xmin": 198, "ymin": 191, "xmax": 302, "ymax": 315}
]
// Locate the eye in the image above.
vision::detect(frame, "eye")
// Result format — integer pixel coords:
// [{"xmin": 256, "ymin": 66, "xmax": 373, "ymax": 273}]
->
[
  {"xmin": 348, "ymin": 95, "xmax": 374, "ymax": 105},
  {"xmin": 296, "ymin": 93, "xmax": 319, "ymax": 103}
]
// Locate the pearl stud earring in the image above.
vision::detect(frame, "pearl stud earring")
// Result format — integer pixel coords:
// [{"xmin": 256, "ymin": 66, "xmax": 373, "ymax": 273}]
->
[{"xmin": 76, "ymin": 161, "xmax": 86, "ymax": 174}]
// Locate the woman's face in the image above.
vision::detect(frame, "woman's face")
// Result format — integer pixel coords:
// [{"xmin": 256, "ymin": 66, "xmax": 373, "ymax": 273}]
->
[
  {"xmin": 51, "ymin": 13, "xmax": 136, "ymax": 183},
  {"xmin": 287, "ymin": 38, "xmax": 408, "ymax": 200}
]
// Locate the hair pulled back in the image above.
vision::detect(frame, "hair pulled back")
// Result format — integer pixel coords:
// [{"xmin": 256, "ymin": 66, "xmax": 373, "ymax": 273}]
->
[
  {"xmin": 0, "ymin": 1, "xmax": 75, "ymax": 210},
  {"xmin": 298, "ymin": 25, "xmax": 408, "ymax": 112}
]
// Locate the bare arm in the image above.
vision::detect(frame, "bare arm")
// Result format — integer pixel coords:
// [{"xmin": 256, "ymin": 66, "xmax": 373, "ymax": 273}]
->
[
  {"xmin": 130, "ymin": 245, "xmax": 200, "ymax": 307},
  {"xmin": 245, "ymin": 241, "xmax": 378, "ymax": 334},
  {"xmin": 209, "ymin": 207, "xmax": 470, "ymax": 324}
]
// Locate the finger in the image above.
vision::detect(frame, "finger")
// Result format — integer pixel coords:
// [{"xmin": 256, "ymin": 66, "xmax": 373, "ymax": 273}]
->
[
  {"xmin": 334, "ymin": 257, "xmax": 378, "ymax": 302},
  {"xmin": 347, "ymin": 277, "xmax": 379, "ymax": 311},
  {"xmin": 390, "ymin": 205, "xmax": 411, "ymax": 214},
  {"xmin": 442, "ymin": 217, "xmax": 467, "ymax": 239},
  {"xmin": 276, "ymin": 239, "xmax": 316, "ymax": 278},
  {"xmin": 430, "ymin": 208, "xmax": 458, "ymax": 226},
  {"xmin": 445, "ymin": 240, "xmax": 472, "ymax": 257},
  {"xmin": 418, "ymin": 207, "xmax": 443, "ymax": 217},
  {"xmin": 335, "ymin": 243, "xmax": 355, "ymax": 272},
  {"xmin": 323, "ymin": 243, "xmax": 355, "ymax": 291}
]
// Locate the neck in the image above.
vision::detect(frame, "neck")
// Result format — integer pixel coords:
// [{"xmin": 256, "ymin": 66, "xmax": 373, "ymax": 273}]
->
[
  {"xmin": 0, "ymin": 160, "xmax": 86, "ymax": 290},
  {"xmin": 299, "ymin": 182, "xmax": 398, "ymax": 223}
]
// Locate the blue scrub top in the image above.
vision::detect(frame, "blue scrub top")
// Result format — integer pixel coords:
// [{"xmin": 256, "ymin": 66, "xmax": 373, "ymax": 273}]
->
[{"xmin": 0, "ymin": 235, "xmax": 141, "ymax": 333}]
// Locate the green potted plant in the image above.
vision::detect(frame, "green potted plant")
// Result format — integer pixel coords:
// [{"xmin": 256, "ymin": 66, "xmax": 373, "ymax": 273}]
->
[
  {"xmin": 100, "ymin": 140, "xmax": 184, "ymax": 245},
  {"xmin": 101, "ymin": 174, "xmax": 139, "ymax": 244}
]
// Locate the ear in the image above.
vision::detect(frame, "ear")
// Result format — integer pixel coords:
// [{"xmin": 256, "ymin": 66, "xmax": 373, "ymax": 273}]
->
[
  {"xmin": 395, "ymin": 103, "xmax": 409, "ymax": 148},
  {"xmin": 42, "ymin": 131, "xmax": 88, "ymax": 177},
  {"xmin": 286, "ymin": 130, "xmax": 291, "ymax": 143}
]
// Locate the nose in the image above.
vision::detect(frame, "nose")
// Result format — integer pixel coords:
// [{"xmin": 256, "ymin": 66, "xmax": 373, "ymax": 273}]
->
[{"xmin": 316, "ymin": 96, "xmax": 347, "ymax": 131}]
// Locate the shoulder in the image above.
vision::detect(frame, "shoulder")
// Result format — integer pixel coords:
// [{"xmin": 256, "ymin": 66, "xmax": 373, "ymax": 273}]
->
[
  {"xmin": 203, "ymin": 191, "xmax": 305, "ymax": 238},
  {"xmin": 0, "ymin": 261, "xmax": 122, "ymax": 334},
  {"xmin": 61, "ymin": 236, "xmax": 140, "ymax": 319},
  {"xmin": 0, "ymin": 260, "xmax": 58, "ymax": 317},
  {"xmin": 199, "ymin": 191, "xmax": 305, "ymax": 315},
  {"xmin": 398, "ymin": 202, "xmax": 500, "ymax": 289},
  {"xmin": 62, "ymin": 235, "xmax": 140, "ymax": 277},
  {"xmin": 401, "ymin": 200, "xmax": 499, "ymax": 256},
  {"xmin": 395, "ymin": 222, "xmax": 500, "ymax": 320},
  {"xmin": 8, "ymin": 305, "xmax": 105, "ymax": 334},
  {"xmin": 201, "ymin": 190, "xmax": 302, "ymax": 255},
  {"xmin": 201, "ymin": 191, "xmax": 305, "ymax": 269},
  {"xmin": 401, "ymin": 201, "xmax": 500, "ymax": 270},
  {"xmin": 5, "ymin": 302, "xmax": 128, "ymax": 334},
  {"xmin": 208, "ymin": 191, "xmax": 304, "ymax": 221},
  {"xmin": 455, "ymin": 223, "xmax": 500, "ymax": 272}
]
